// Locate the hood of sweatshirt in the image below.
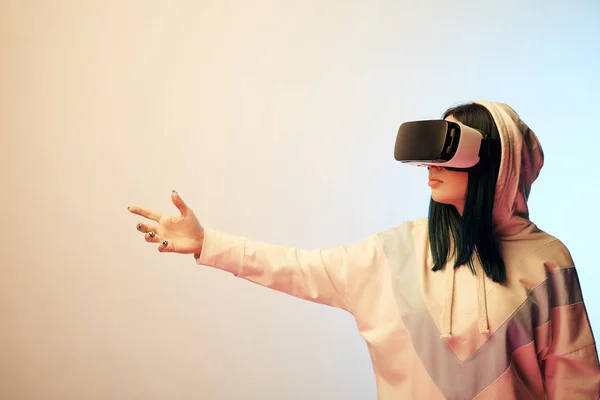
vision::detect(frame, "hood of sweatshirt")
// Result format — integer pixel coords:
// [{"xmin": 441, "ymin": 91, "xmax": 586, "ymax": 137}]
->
[{"xmin": 475, "ymin": 100, "xmax": 545, "ymax": 238}]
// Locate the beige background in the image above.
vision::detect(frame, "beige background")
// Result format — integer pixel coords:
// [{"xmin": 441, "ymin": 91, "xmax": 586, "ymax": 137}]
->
[{"xmin": 2, "ymin": 1, "xmax": 599, "ymax": 399}]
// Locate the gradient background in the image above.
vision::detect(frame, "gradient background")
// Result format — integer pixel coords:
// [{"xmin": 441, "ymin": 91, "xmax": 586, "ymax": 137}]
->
[{"xmin": 2, "ymin": 1, "xmax": 599, "ymax": 399}]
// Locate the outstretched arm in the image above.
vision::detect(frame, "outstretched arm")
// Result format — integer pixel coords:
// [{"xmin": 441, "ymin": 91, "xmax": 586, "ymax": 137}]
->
[
  {"xmin": 194, "ymin": 227, "xmax": 385, "ymax": 312},
  {"xmin": 129, "ymin": 191, "xmax": 387, "ymax": 313}
]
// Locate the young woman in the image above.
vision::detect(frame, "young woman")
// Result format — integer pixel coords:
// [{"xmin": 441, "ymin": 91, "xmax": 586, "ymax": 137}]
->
[{"xmin": 128, "ymin": 100, "xmax": 600, "ymax": 399}]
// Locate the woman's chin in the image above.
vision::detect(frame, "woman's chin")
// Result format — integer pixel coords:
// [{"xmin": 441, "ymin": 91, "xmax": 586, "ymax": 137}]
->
[{"xmin": 431, "ymin": 194, "xmax": 457, "ymax": 206}]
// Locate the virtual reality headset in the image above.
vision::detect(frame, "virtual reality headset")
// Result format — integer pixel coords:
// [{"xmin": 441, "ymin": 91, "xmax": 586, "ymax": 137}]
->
[{"xmin": 394, "ymin": 120, "xmax": 487, "ymax": 170}]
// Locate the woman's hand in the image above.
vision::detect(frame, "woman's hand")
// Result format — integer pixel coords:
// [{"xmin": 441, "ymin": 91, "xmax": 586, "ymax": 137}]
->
[{"xmin": 128, "ymin": 191, "xmax": 204, "ymax": 255}]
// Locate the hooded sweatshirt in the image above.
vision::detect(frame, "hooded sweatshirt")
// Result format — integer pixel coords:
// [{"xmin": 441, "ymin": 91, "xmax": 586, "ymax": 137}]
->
[{"xmin": 194, "ymin": 101, "xmax": 600, "ymax": 399}]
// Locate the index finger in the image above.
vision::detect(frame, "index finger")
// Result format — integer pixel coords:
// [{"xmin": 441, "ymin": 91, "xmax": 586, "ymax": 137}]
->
[{"xmin": 127, "ymin": 205, "xmax": 162, "ymax": 222}]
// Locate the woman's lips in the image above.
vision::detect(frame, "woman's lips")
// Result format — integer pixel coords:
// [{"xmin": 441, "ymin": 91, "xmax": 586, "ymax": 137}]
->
[{"xmin": 428, "ymin": 179, "xmax": 443, "ymax": 188}]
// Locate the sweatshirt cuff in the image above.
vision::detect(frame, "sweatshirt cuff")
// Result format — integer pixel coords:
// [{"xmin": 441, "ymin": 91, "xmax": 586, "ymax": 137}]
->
[{"xmin": 194, "ymin": 228, "xmax": 245, "ymax": 276}]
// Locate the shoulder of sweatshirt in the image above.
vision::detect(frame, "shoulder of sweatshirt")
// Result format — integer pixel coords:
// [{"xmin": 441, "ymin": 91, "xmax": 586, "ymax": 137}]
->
[{"xmin": 500, "ymin": 226, "xmax": 575, "ymax": 287}]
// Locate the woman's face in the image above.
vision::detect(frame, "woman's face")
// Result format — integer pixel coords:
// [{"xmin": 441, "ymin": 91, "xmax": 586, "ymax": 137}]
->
[
  {"xmin": 428, "ymin": 166, "xmax": 468, "ymax": 214},
  {"xmin": 428, "ymin": 115, "xmax": 469, "ymax": 214}
]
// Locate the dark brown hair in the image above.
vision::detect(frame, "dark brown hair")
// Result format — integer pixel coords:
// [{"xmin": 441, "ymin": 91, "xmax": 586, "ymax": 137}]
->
[{"xmin": 428, "ymin": 102, "xmax": 505, "ymax": 283}]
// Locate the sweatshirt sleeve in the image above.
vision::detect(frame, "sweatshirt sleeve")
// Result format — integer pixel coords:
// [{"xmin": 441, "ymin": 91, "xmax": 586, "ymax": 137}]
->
[
  {"xmin": 193, "ymin": 227, "xmax": 388, "ymax": 313},
  {"xmin": 541, "ymin": 266, "xmax": 600, "ymax": 399}
]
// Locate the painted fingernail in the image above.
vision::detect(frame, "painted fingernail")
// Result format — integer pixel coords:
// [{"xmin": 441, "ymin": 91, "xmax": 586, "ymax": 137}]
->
[
  {"xmin": 162, "ymin": 240, "xmax": 168, "ymax": 246},
  {"xmin": 149, "ymin": 232, "xmax": 155, "ymax": 238},
  {"xmin": 137, "ymin": 223, "xmax": 142, "ymax": 230}
]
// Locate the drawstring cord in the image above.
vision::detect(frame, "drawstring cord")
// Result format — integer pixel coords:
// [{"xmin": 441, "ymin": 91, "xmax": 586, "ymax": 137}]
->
[
  {"xmin": 440, "ymin": 263, "xmax": 455, "ymax": 339},
  {"xmin": 440, "ymin": 263, "xmax": 489, "ymax": 339},
  {"xmin": 477, "ymin": 269, "xmax": 490, "ymax": 334}
]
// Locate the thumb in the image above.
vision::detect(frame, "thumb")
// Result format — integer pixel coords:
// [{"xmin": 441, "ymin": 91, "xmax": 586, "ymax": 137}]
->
[{"xmin": 171, "ymin": 190, "xmax": 189, "ymax": 216}]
